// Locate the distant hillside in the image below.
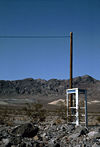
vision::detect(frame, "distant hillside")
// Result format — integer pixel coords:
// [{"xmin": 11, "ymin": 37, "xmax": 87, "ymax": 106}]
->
[{"xmin": 0, "ymin": 75, "xmax": 100, "ymax": 101}]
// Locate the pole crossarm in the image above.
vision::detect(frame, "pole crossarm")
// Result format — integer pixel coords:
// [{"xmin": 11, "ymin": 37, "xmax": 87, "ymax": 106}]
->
[{"xmin": 0, "ymin": 35, "xmax": 70, "ymax": 39}]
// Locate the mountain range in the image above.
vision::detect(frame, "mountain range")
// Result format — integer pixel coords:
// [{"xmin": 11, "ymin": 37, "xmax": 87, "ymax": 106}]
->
[{"xmin": 0, "ymin": 75, "xmax": 100, "ymax": 102}]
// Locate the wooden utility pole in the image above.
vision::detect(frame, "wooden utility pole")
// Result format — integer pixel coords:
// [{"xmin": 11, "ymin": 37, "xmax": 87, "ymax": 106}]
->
[
  {"xmin": 70, "ymin": 32, "xmax": 73, "ymax": 89},
  {"xmin": 69, "ymin": 32, "xmax": 73, "ymax": 111}
]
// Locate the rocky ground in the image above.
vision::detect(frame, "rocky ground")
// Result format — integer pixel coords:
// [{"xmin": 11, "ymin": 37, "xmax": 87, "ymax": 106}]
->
[
  {"xmin": 0, "ymin": 115, "xmax": 100, "ymax": 147},
  {"xmin": 0, "ymin": 102, "xmax": 100, "ymax": 147}
]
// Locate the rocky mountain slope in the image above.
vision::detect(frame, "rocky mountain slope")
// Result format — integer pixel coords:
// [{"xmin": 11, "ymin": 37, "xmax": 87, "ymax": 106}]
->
[
  {"xmin": 0, "ymin": 75, "xmax": 99, "ymax": 99},
  {"xmin": 0, "ymin": 75, "xmax": 99, "ymax": 102}
]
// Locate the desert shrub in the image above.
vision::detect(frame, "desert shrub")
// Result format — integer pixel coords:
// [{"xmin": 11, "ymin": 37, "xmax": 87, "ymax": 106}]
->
[
  {"xmin": 54, "ymin": 118, "xmax": 62, "ymax": 125},
  {"xmin": 56, "ymin": 103, "xmax": 67, "ymax": 120},
  {"xmin": 0, "ymin": 109, "xmax": 13, "ymax": 126},
  {"xmin": 24, "ymin": 103, "xmax": 47, "ymax": 122},
  {"xmin": 96, "ymin": 116, "xmax": 100, "ymax": 123}
]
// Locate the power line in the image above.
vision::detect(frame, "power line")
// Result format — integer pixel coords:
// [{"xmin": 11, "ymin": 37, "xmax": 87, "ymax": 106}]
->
[{"xmin": 0, "ymin": 35, "xmax": 70, "ymax": 39}]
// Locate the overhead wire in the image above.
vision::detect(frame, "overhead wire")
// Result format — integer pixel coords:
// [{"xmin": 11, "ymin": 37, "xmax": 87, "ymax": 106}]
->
[{"xmin": 0, "ymin": 35, "xmax": 70, "ymax": 39}]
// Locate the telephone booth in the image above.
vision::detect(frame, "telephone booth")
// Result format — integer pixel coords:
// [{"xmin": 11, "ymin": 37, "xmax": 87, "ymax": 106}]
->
[{"xmin": 66, "ymin": 88, "xmax": 88, "ymax": 127}]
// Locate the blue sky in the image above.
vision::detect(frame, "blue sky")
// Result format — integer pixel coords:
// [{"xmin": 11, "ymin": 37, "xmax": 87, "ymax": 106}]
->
[{"xmin": 0, "ymin": 0, "xmax": 100, "ymax": 80}]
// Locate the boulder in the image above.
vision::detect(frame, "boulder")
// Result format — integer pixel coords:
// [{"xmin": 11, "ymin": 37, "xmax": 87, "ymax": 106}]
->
[
  {"xmin": 79, "ymin": 127, "xmax": 88, "ymax": 136},
  {"xmin": 88, "ymin": 131, "xmax": 100, "ymax": 139},
  {"xmin": 12, "ymin": 123, "xmax": 39, "ymax": 138},
  {"xmin": 2, "ymin": 138, "xmax": 10, "ymax": 146},
  {"xmin": 92, "ymin": 143, "xmax": 100, "ymax": 147},
  {"xmin": 68, "ymin": 133, "xmax": 80, "ymax": 140}
]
